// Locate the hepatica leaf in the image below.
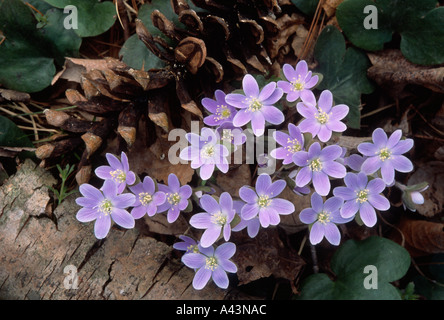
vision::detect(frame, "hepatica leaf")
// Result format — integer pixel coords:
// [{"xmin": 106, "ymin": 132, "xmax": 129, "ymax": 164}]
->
[
  {"xmin": 298, "ymin": 236, "xmax": 411, "ymax": 300},
  {"xmin": 337, "ymin": 0, "xmax": 444, "ymax": 65},
  {"xmin": 0, "ymin": 0, "xmax": 81, "ymax": 92},
  {"xmin": 119, "ymin": 34, "xmax": 166, "ymax": 71},
  {"xmin": 314, "ymin": 25, "xmax": 374, "ymax": 129},
  {"xmin": 0, "ymin": 115, "xmax": 34, "ymax": 148}
]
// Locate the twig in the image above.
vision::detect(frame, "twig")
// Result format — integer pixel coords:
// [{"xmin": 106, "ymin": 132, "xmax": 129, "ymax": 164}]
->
[{"xmin": 310, "ymin": 241, "xmax": 319, "ymax": 274}]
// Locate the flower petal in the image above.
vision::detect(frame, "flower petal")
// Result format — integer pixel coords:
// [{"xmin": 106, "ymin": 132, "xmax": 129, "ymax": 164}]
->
[
  {"xmin": 324, "ymin": 223, "xmax": 341, "ymax": 245},
  {"xmin": 359, "ymin": 201, "xmax": 377, "ymax": 227},
  {"xmin": 111, "ymin": 208, "xmax": 135, "ymax": 229},
  {"xmin": 299, "ymin": 208, "xmax": 317, "ymax": 224},
  {"xmin": 112, "ymin": 193, "xmax": 136, "ymax": 209},
  {"xmin": 255, "ymin": 174, "xmax": 271, "ymax": 196},
  {"xmin": 320, "ymin": 145, "xmax": 342, "ymax": 161},
  {"xmin": 367, "ymin": 178, "xmax": 386, "ymax": 194},
  {"xmin": 296, "ymin": 166, "xmax": 312, "ymax": 187},
  {"xmin": 168, "ymin": 173, "xmax": 180, "ymax": 192},
  {"xmin": 324, "ymin": 196, "xmax": 343, "ymax": 213},
  {"xmin": 340, "ymin": 200, "xmax": 359, "ymax": 219},
  {"xmin": 372, "ymin": 128, "xmax": 388, "ymax": 148},
  {"xmin": 368, "ymin": 194, "xmax": 390, "ymax": 211},
  {"xmin": 391, "ymin": 155, "xmax": 413, "ymax": 173},
  {"xmin": 333, "ymin": 186, "xmax": 356, "ymax": 201},
  {"xmin": 131, "ymin": 205, "xmax": 147, "ymax": 219},
  {"xmin": 182, "ymin": 252, "xmax": 206, "ymax": 269},
  {"xmin": 212, "ymin": 267, "xmax": 229, "ymax": 289},
  {"xmin": 251, "ymin": 111, "xmax": 265, "ymax": 136},
  {"xmin": 215, "ymin": 242, "xmax": 236, "ymax": 260},
  {"xmin": 241, "ymin": 203, "xmax": 259, "ymax": 220},
  {"xmin": 386, "ymin": 129, "xmax": 402, "ymax": 149},
  {"xmin": 317, "ymin": 125, "xmax": 332, "ymax": 142},
  {"xmin": 94, "ymin": 215, "xmax": 111, "ymax": 239},
  {"xmin": 309, "ymin": 222, "xmax": 325, "ymax": 245},
  {"xmin": 199, "ymin": 195, "xmax": 220, "ymax": 214},
  {"xmin": 312, "ymin": 171, "xmax": 330, "ymax": 196},
  {"xmin": 318, "ymin": 90, "xmax": 333, "ymax": 113},
  {"xmin": 330, "ymin": 104, "xmax": 349, "ymax": 120},
  {"xmin": 381, "ymin": 161, "xmax": 395, "ymax": 185},
  {"xmin": 361, "ymin": 156, "xmax": 382, "ymax": 175},
  {"xmin": 391, "ymin": 139, "xmax": 414, "ymax": 155},
  {"xmin": 232, "ymin": 109, "xmax": 252, "ymax": 127},
  {"xmin": 261, "ymin": 105, "xmax": 284, "ymax": 125},
  {"xmin": 190, "ymin": 212, "xmax": 213, "ymax": 229},
  {"xmin": 258, "ymin": 82, "xmax": 276, "ymax": 101},
  {"xmin": 76, "ymin": 207, "xmax": 98, "ymax": 222},
  {"xmin": 200, "ymin": 226, "xmax": 221, "ymax": 247},
  {"xmin": 270, "ymin": 198, "xmax": 295, "ymax": 215},
  {"xmin": 323, "ymin": 161, "xmax": 346, "ymax": 179},
  {"xmin": 239, "ymin": 186, "xmax": 258, "ymax": 203},
  {"xmin": 106, "ymin": 153, "xmax": 123, "ymax": 170},
  {"xmin": 266, "ymin": 180, "xmax": 286, "ymax": 198},
  {"xmin": 358, "ymin": 142, "xmax": 378, "ymax": 157},
  {"xmin": 242, "ymin": 74, "xmax": 259, "ymax": 97},
  {"xmin": 200, "ymin": 163, "xmax": 215, "ymax": 180},
  {"xmin": 101, "ymin": 179, "xmax": 118, "ymax": 198}
]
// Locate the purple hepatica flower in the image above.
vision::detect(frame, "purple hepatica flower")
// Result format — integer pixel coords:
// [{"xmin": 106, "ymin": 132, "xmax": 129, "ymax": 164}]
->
[
  {"xmin": 76, "ymin": 179, "xmax": 136, "ymax": 239},
  {"xmin": 344, "ymin": 154, "xmax": 366, "ymax": 172},
  {"xmin": 182, "ymin": 242, "xmax": 237, "ymax": 290},
  {"xmin": 277, "ymin": 61, "xmax": 319, "ymax": 103},
  {"xmin": 95, "ymin": 152, "xmax": 136, "ymax": 193},
  {"xmin": 292, "ymin": 142, "xmax": 346, "ymax": 196},
  {"xmin": 189, "ymin": 192, "xmax": 235, "ymax": 248},
  {"xmin": 129, "ymin": 176, "xmax": 166, "ymax": 219},
  {"xmin": 173, "ymin": 235, "xmax": 200, "ymax": 254},
  {"xmin": 226, "ymin": 74, "xmax": 284, "ymax": 136},
  {"xmin": 202, "ymin": 89, "xmax": 237, "ymax": 127},
  {"xmin": 180, "ymin": 127, "xmax": 229, "ymax": 181},
  {"xmin": 299, "ymin": 193, "xmax": 351, "ymax": 246},
  {"xmin": 333, "ymin": 172, "xmax": 390, "ymax": 227},
  {"xmin": 357, "ymin": 128, "xmax": 414, "ymax": 185},
  {"xmin": 239, "ymin": 174, "xmax": 295, "ymax": 228},
  {"xmin": 270, "ymin": 123, "xmax": 305, "ymax": 165},
  {"xmin": 157, "ymin": 173, "xmax": 193, "ymax": 223},
  {"xmin": 297, "ymin": 90, "xmax": 349, "ymax": 142}
]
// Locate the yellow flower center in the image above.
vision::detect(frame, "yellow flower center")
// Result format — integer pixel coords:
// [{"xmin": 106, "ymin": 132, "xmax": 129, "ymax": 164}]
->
[
  {"xmin": 216, "ymin": 105, "xmax": 231, "ymax": 119},
  {"xmin": 248, "ymin": 98, "xmax": 262, "ymax": 112},
  {"xmin": 257, "ymin": 195, "xmax": 271, "ymax": 208},
  {"xmin": 167, "ymin": 192, "xmax": 181, "ymax": 206},
  {"xmin": 309, "ymin": 158, "xmax": 323, "ymax": 172},
  {"xmin": 315, "ymin": 111, "xmax": 329, "ymax": 125},
  {"xmin": 286, "ymin": 138, "xmax": 302, "ymax": 154},
  {"xmin": 317, "ymin": 210, "xmax": 331, "ymax": 225},
  {"xmin": 378, "ymin": 147, "xmax": 391, "ymax": 161},
  {"xmin": 139, "ymin": 192, "xmax": 153, "ymax": 206},
  {"xmin": 201, "ymin": 145, "xmax": 215, "ymax": 159},
  {"xmin": 356, "ymin": 189, "xmax": 369, "ymax": 204},
  {"xmin": 205, "ymin": 256, "xmax": 218, "ymax": 271},
  {"xmin": 110, "ymin": 169, "xmax": 126, "ymax": 183},
  {"xmin": 187, "ymin": 244, "xmax": 200, "ymax": 254},
  {"xmin": 99, "ymin": 199, "xmax": 113, "ymax": 216},
  {"xmin": 211, "ymin": 211, "xmax": 227, "ymax": 226}
]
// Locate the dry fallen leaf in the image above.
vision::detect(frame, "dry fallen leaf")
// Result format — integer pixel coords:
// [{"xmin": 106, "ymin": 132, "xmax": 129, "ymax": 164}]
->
[
  {"xmin": 367, "ymin": 49, "xmax": 444, "ymax": 96},
  {"xmin": 391, "ymin": 217, "xmax": 444, "ymax": 257}
]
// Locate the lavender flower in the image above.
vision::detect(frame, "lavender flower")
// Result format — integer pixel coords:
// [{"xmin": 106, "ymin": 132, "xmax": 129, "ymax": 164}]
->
[
  {"xmin": 270, "ymin": 123, "xmax": 305, "ymax": 165},
  {"xmin": 173, "ymin": 235, "xmax": 200, "ymax": 254},
  {"xmin": 95, "ymin": 152, "xmax": 136, "ymax": 193},
  {"xmin": 292, "ymin": 142, "xmax": 346, "ymax": 196},
  {"xmin": 202, "ymin": 89, "xmax": 237, "ymax": 127},
  {"xmin": 358, "ymin": 128, "xmax": 414, "ymax": 185},
  {"xmin": 129, "ymin": 176, "xmax": 166, "ymax": 219},
  {"xmin": 189, "ymin": 192, "xmax": 236, "ymax": 248},
  {"xmin": 333, "ymin": 172, "xmax": 390, "ymax": 227},
  {"xmin": 226, "ymin": 74, "xmax": 284, "ymax": 136},
  {"xmin": 156, "ymin": 173, "xmax": 193, "ymax": 223},
  {"xmin": 299, "ymin": 193, "xmax": 350, "ymax": 245},
  {"xmin": 277, "ymin": 61, "xmax": 319, "ymax": 103},
  {"xmin": 297, "ymin": 90, "xmax": 349, "ymax": 142},
  {"xmin": 239, "ymin": 174, "xmax": 295, "ymax": 228},
  {"xmin": 400, "ymin": 182, "xmax": 429, "ymax": 212},
  {"xmin": 179, "ymin": 127, "xmax": 229, "ymax": 180},
  {"xmin": 182, "ymin": 242, "xmax": 237, "ymax": 290},
  {"xmin": 76, "ymin": 179, "xmax": 136, "ymax": 239}
]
